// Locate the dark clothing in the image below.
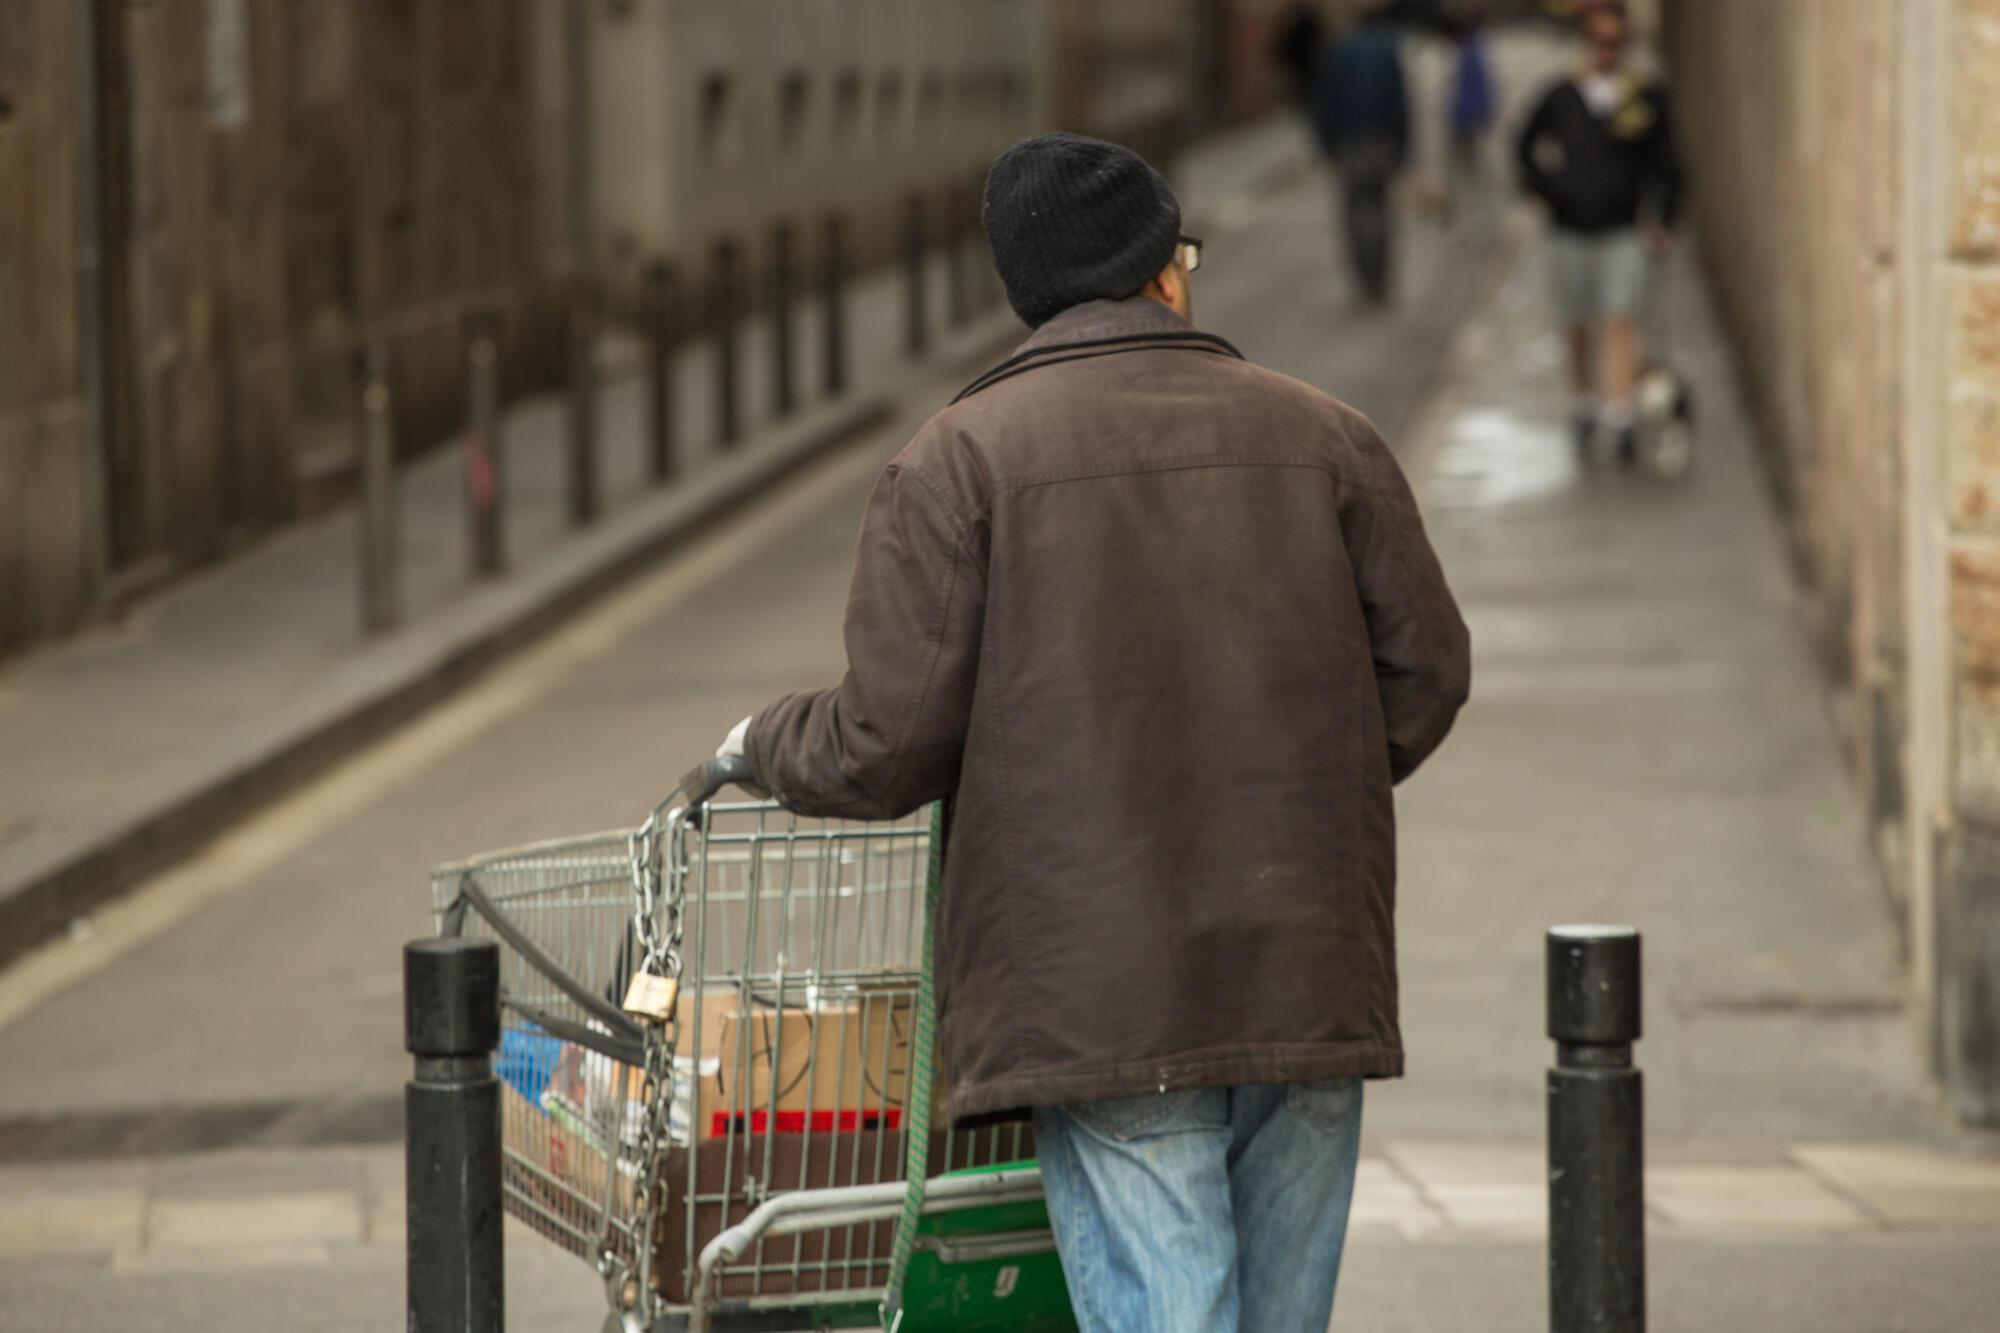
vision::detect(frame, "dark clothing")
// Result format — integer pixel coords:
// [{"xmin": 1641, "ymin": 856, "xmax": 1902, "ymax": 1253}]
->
[
  {"xmin": 749, "ymin": 297, "xmax": 1471, "ymax": 1122},
  {"xmin": 1336, "ymin": 139, "xmax": 1398, "ymax": 303},
  {"xmin": 1449, "ymin": 34, "xmax": 1497, "ymax": 138},
  {"xmin": 1310, "ymin": 26, "xmax": 1411, "ymax": 166},
  {"xmin": 1273, "ymin": 5, "xmax": 1326, "ymax": 105},
  {"xmin": 1516, "ymin": 76, "xmax": 1682, "ymax": 235}
]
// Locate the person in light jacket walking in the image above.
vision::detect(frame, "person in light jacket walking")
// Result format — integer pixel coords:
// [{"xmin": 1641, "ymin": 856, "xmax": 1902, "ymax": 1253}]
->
[{"xmin": 715, "ymin": 132, "xmax": 1470, "ymax": 1333}]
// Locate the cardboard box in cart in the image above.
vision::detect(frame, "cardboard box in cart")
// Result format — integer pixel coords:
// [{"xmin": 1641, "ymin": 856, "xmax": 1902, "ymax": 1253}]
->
[
  {"xmin": 684, "ymin": 984, "xmax": 929, "ymax": 1140},
  {"xmin": 492, "ymin": 982, "xmax": 943, "ymax": 1274}
]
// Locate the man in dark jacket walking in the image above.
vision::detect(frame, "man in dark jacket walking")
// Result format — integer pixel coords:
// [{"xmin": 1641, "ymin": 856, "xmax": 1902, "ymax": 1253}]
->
[
  {"xmin": 1310, "ymin": 0, "xmax": 1411, "ymax": 303},
  {"xmin": 1516, "ymin": 0, "xmax": 1681, "ymax": 461},
  {"xmin": 718, "ymin": 132, "xmax": 1470, "ymax": 1333}
]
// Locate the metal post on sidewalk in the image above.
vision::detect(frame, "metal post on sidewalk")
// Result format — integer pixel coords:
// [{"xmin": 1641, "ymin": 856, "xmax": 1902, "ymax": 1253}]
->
[
  {"xmin": 711, "ymin": 238, "xmax": 741, "ymax": 449},
  {"xmin": 821, "ymin": 213, "xmax": 847, "ymax": 397},
  {"xmin": 356, "ymin": 341, "xmax": 400, "ymax": 633},
  {"xmin": 1547, "ymin": 924, "xmax": 1645, "ymax": 1333},
  {"xmin": 904, "ymin": 194, "xmax": 928, "ymax": 359},
  {"xmin": 463, "ymin": 313, "xmax": 505, "ymax": 576},
  {"xmin": 771, "ymin": 219, "xmax": 796, "ymax": 418},
  {"xmin": 645, "ymin": 260, "xmax": 678, "ymax": 483},
  {"xmin": 404, "ymin": 936, "xmax": 503, "ymax": 1333},
  {"xmin": 946, "ymin": 187, "xmax": 969, "ymax": 330},
  {"xmin": 565, "ymin": 277, "xmax": 600, "ymax": 525}
]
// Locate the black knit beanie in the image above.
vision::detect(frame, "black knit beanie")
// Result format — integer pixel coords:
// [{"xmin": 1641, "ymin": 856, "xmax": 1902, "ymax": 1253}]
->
[{"xmin": 981, "ymin": 133, "xmax": 1182, "ymax": 328}]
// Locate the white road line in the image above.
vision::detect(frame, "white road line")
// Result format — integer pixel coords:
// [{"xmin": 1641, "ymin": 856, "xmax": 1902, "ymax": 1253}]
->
[{"xmin": 0, "ymin": 431, "xmax": 899, "ymax": 1037}]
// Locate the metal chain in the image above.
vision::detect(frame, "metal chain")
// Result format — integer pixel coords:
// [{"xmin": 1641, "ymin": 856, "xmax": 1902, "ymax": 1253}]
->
[{"xmin": 609, "ymin": 805, "xmax": 686, "ymax": 1324}]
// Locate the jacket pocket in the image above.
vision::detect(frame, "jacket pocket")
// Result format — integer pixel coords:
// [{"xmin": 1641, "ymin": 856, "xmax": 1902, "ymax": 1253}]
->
[
  {"xmin": 1283, "ymin": 1077, "xmax": 1363, "ymax": 1134},
  {"xmin": 1066, "ymin": 1089, "xmax": 1224, "ymax": 1144}
]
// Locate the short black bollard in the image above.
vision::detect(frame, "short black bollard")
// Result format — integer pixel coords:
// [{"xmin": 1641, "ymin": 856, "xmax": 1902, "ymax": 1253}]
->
[
  {"xmin": 710, "ymin": 238, "xmax": 740, "ymax": 449},
  {"xmin": 644, "ymin": 261, "xmax": 677, "ymax": 483},
  {"xmin": 463, "ymin": 314, "xmax": 505, "ymax": 576},
  {"xmin": 1547, "ymin": 924, "xmax": 1645, "ymax": 1333},
  {"xmin": 945, "ymin": 187, "xmax": 969, "ymax": 330},
  {"xmin": 565, "ymin": 277, "xmax": 600, "ymax": 525},
  {"xmin": 771, "ymin": 220, "xmax": 796, "ymax": 418},
  {"xmin": 903, "ymin": 194, "xmax": 928, "ymax": 358},
  {"xmin": 405, "ymin": 937, "xmax": 504, "ymax": 1333},
  {"xmin": 821, "ymin": 213, "xmax": 847, "ymax": 396},
  {"xmin": 356, "ymin": 341, "xmax": 400, "ymax": 633}
]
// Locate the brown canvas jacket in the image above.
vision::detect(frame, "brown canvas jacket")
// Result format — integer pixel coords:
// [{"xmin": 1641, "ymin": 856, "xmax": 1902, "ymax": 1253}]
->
[{"xmin": 748, "ymin": 296, "xmax": 1470, "ymax": 1122}]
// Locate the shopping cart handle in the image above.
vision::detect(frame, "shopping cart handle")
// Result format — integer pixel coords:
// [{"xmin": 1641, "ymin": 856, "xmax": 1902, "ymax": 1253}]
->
[{"xmin": 679, "ymin": 754, "xmax": 758, "ymax": 811}]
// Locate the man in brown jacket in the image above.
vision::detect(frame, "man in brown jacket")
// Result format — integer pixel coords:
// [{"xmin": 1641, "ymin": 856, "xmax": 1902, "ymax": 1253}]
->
[{"xmin": 718, "ymin": 133, "xmax": 1469, "ymax": 1333}]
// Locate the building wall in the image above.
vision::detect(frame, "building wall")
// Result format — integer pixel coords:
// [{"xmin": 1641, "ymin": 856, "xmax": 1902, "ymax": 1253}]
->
[
  {"xmin": 586, "ymin": 0, "xmax": 1048, "ymax": 304},
  {"xmin": 1663, "ymin": 0, "xmax": 2000, "ymax": 1122},
  {"xmin": 0, "ymin": 0, "xmax": 556, "ymax": 659},
  {"xmin": 0, "ymin": 0, "xmax": 88, "ymax": 652},
  {"xmin": 1, "ymin": 0, "xmax": 1219, "ymax": 663}
]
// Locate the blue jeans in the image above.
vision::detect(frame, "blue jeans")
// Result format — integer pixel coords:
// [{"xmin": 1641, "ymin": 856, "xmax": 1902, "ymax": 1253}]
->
[{"xmin": 1032, "ymin": 1079, "xmax": 1364, "ymax": 1333}]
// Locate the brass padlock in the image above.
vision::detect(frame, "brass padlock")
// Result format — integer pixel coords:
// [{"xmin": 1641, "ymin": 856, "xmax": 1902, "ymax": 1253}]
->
[{"xmin": 622, "ymin": 971, "xmax": 679, "ymax": 1022}]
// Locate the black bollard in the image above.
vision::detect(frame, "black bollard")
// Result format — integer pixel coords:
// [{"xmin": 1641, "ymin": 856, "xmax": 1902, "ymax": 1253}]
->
[
  {"xmin": 565, "ymin": 278, "xmax": 600, "ymax": 525},
  {"xmin": 771, "ymin": 220, "xmax": 796, "ymax": 418},
  {"xmin": 644, "ymin": 261, "xmax": 677, "ymax": 483},
  {"xmin": 904, "ymin": 194, "xmax": 928, "ymax": 358},
  {"xmin": 405, "ymin": 937, "xmax": 504, "ymax": 1333},
  {"xmin": 463, "ymin": 313, "xmax": 505, "ymax": 576},
  {"xmin": 710, "ymin": 238, "xmax": 740, "ymax": 449},
  {"xmin": 356, "ymin": 341, "xmax": 400, "ymax": 633},
  {"xmin": 946, "ymin": 187, "xmax": 969, "ymax": 330},
  {"xmin": 1547, "ymin": 924, "xmax": 1645, "ymax": 1333},
  {"xmin": 821, "ymin": 214, "xmax": 848, "ymax": 397}
]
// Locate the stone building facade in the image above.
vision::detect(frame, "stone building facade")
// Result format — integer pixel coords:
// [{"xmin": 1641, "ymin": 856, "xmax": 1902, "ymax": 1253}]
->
[
  {"xmin": 1663, "ymin": 0, "xmax": 2000, "ymax": 1122},
  {"xmin": 1, "ymin": 0, "xmax": 1218, "ymax": 661},
  {"xmin": 1, "ymin": 0, "xmax": 552, "ymax": 656}
]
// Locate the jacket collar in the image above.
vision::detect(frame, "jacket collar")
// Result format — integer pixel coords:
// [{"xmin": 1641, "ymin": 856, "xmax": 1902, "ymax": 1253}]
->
[{"xmin": 953, "ymin": 297, "xmax": 1245, "ymax": 404}]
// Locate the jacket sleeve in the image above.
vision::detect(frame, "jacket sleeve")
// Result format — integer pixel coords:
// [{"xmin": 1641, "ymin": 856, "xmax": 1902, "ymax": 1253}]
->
[
  {"xmin": 1340, "ymin": 427, "xmax": 1472, "ymax": 784},
  {"xmin": 746, "ymin": 461, "xmax": 985, "ymax": 819},
  {"xmin": 1514, "ymin": 86, "xmax": 1555, "ymax": 202}
]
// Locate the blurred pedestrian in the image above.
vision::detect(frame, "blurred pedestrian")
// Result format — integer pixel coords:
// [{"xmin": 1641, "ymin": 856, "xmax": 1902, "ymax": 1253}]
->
[
  {"xmin": 1272, "ymin": 2, "xmax": 1326, "ymax": 107},
  {"xmin": 1443, "ymin": 4, "xmax": 1499, "ymax": 228},
  {"xmin": 1310, "ymin": 0, "xmax": 1412, "ymax": 303},
  {"xmin": 1515, "ymin": 0, "xmax": 1681, "ymax": 461},
  {"xmin": 717, "ymin": 132, "xmax": 1470, "ymax": 1333}
]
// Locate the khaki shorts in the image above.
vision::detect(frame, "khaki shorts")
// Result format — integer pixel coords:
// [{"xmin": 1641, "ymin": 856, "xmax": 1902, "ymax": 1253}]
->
[{"xmin": 1547, "ymin": 228, "xmax": 1650, "ymax": 324}]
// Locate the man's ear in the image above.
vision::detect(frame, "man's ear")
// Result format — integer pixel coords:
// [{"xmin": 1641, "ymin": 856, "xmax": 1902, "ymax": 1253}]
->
[{"xmin": 1145, "ymin": 259, "xmax": 1185, "ymax": 309}]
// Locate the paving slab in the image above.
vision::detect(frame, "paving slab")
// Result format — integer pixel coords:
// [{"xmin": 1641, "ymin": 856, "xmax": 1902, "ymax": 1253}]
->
[
  {"xmin": 1647, "ymin": 1165, "xmax": 1871, "ymax": 1234},
  {"xmin": 1792, "ymin": 1142, "xmax": 2000, "ymax": 1229},
  {"xmin": 1349, "ymin": 1158, "xmax": 1448, "ymax": 1239}
]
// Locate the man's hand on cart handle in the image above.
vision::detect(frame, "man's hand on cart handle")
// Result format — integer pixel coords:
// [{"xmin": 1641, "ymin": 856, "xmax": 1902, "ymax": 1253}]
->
[{"xmin": 679, "ymin": 719, "xmax": 771, "ymax": 811}]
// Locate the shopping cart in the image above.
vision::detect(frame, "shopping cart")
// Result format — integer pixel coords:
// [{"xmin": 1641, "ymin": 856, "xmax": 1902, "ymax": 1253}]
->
[{"xmin": 431, "ymin": 756, "xmax": 1076, "ymax": 1332}]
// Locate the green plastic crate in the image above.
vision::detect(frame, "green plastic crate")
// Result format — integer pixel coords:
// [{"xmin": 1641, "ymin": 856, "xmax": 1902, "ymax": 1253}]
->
[{"xmin": 893, "ymin": 1162, "xmax": 1076, "ymax": 1333}]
